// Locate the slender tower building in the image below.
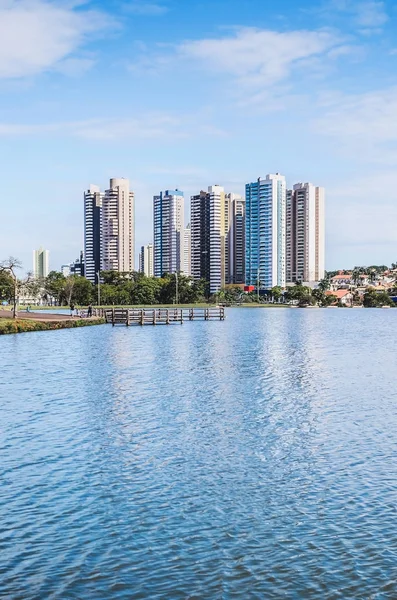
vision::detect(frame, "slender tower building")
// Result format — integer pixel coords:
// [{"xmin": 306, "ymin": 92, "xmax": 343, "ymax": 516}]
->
[
  {"xmin": 33, "ymin": 247, "xmax": 49, "ymax": 278},
  {"xmin": 153, "ymin": 190, "xmax": 184, "ymax": 277},
  {"xmin": 139, "ymin": 244, "xmax": 154, "ymax": 277},
  {"xmin": 227, "ymin": 193, "xmax": 245, "ymax": 284},
  {"xmin": 245, "ymin": 174, "xmax": 286, "ymax": 289},
  {"xmin": 190, "ymin": 185, "xmax": 232, "ymax": 295},
  {"xmin": 183, "ymin": 224, "xmax": 191, "ymax": 276},
  {"xmin": 286, "ymin": 183, "xmax": 325, "ymax": 283},
  {"xmin": 101, "ymin": 178, "xmax": 135, "ymax": 273},
  {"xmin": 84, "ymin": 184, "xmax": 103, "ymax": 283}
]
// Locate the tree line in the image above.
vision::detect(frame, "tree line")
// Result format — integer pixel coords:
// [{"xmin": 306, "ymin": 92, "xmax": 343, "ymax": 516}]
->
[{"xmin": 1, "ymin": 257, "xmax": 396, "ymax": 316}]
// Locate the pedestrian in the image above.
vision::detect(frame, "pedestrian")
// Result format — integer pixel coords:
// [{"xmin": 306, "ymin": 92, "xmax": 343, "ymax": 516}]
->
[
  {"xmin": 70, "ymin": 302, "xmax": 75, "ymax": 317},
  {"xmin": 87, "ymin": 304, "xmax": 93, "ymax": 318}
]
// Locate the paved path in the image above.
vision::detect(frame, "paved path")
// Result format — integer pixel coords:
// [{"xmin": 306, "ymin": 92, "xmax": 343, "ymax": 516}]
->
[{"xmin": 0, "ymin": 310, "xmax": 96, "ymax": 322}]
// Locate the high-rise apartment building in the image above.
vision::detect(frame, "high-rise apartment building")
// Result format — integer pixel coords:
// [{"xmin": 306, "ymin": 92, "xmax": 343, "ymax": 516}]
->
[
  {"xmin": 33, "ymin": 247, "xmax": 49, "ymax": 279},
  {"xmin": 190, "ymin": 185, "xmax": 232, "ymax": 295},
  {"xmin": 245, "ymin": 174, "xmax": 286, "ymax": 289},
  {"xmin": 183, "ymin": 224, "xmax": 191, "ymax": 276},
  {"xmin": 139, "ymin": 244, "xmax": 154, "ymax": 277},
  {"xmin": 153, "ymin": 190, "xmax": 184, "ymax": 277},
  {"xmin": 84, "ymin": 184, "xmax": 103, "ymax": 283},
  {"xmin": 228, "ymin": 194, "xmax": 245, "ymax": 285},
  {"xmin": 286, "ymin": 183, "xmax": 325, "ymax": 283},
  {"xmin": 102, "ymin": 178, "xmax": 135, "ymax": 273}
]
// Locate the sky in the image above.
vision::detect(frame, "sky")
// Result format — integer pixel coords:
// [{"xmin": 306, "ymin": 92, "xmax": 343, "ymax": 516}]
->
[{"xmin": 1, "ymin": 0, "xmax": 397, "ymax": 272}]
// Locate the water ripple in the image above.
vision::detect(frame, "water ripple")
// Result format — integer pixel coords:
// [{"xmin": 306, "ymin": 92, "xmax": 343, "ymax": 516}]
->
[{"xmin": 1, "ymin": 308, "xmax": 397, "ymax": 598}]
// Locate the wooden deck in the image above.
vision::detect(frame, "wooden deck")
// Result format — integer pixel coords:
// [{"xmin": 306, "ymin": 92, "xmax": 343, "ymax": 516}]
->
[{"xmin": 100, "ymin": 307, "xmax": 225, "ymax": 326}]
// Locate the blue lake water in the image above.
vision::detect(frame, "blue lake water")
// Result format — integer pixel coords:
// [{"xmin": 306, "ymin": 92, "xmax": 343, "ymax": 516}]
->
[{"xmin": 1, "ymin": 308, "xmax": 397, "ymax": 599}]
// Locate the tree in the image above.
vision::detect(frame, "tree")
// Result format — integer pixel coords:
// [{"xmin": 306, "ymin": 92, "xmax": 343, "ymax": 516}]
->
[
  {"xmin": 298, "ymin": 293, "xmax": 316, "ymax": 307},
  {"xmin": 0, "ymin": 270, "xmax": 13, "ymax": 302},
  {"xmin": 44, "ymin": 271, "xmax": 66, "ymax": 304},
  {"xmin": 285, "ymin": 285, "xmax": 311, "ymax": 303},
  {"xmin": 363, "ymin": 290, "xmax": 393, "ymax": 307},
  {"xmin": 318, "ymin": 277, "xmax": 330, "ymax": 292},
  {"xmin": 70, "ymin": 277, "xmax": 93, "ymax": 305},
  {"xmin": 0, "ymin": 257, "xmax": 37, "ymax": 318},
  {"xmin": 322, "ymin": 293, "xmax": 337, "ymax": 306},
  {"xmin": 271, "ymin": 286, "xmax": 283, "ymax": 302}
]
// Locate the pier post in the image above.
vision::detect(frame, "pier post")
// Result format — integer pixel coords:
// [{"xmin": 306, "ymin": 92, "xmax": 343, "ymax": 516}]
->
[
  {"xmin": 189, "ymin": 308, "xmax": 193, "ymax": 321},
  {"xmin": 153, "ymin": 309, "xmax": 156, "ymax": 325},
  {"xmin": 126, "ymin": 309, "xmax": 130, "ymax": 326},
  {"xmin": 112, "ymin": 308, "xmax": 115, "ymax": 326},
  {"xmin": 140, "ymin": 309, "xmax": 144, "ymax": 326},
  {"xmin": 166, "ymin": 309, "xmax": 170, "ymax": 325}
]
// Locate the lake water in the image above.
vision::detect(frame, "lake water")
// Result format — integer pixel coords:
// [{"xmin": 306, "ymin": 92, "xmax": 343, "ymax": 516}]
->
[{"xmin": 1, "ymin": 308, "xmax": 397, "ymax": 599}]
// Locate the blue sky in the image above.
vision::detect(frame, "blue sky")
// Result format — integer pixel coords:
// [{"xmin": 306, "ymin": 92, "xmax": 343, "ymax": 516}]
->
[{"xmin": 1, "ymin": 0, "xmax": 397, "ymax": 272}]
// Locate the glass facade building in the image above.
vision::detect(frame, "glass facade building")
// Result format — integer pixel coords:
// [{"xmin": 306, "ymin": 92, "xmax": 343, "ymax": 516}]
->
[{"xmin": 245, "ymin": 174, "xmax": 286, "ymax": 290}]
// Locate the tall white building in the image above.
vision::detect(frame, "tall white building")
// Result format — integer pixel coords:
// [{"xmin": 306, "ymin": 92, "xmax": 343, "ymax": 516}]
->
[
  {"xmin": 84, "ymin": 184, "xmax": 103, "ymax": 283},
  {"xmin": 183, "ymin": 224, "xmax": 191, "ymax": 276},
  {"xmin": 286, "ymin": 183, "xmax": 325, "ymax": 283},
  {"xmin": 245, "ymin": 174, "xmax": 286, "ymax": 289},
  {"xmin": 33, "ymin": 247, "xmax": 49, "ymax": 279},
  {"xmin": 153, "ymin": 190, "xmax": 184, "ymax": 277},
  {"xmin": 139, "ymin": 244, "xmax": 154, "ymax": 277},
  {"xmin": 101, "ymin": 178, "xmax": 135, "ymax": 273}
]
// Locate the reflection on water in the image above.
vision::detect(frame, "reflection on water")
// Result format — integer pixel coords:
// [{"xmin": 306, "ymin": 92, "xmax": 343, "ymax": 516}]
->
[{"xmin": 1, "ymin": 308, "xmax": 397, "ymax": 599}]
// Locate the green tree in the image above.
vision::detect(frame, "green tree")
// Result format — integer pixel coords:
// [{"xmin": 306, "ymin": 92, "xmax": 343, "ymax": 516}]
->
[
  {"xmin": 318, "ymin": 277, "xmax": 331, "ymax": 292},
  {"xmin": 0, "ymin": 270, "xmax": 13, "ymax": 302},
  {"xmin": 322, "ymin": 293, "xmax": 337, "ymax": 306},
  {"xmin": 298, "ymin": 293, "xmax": 316, "ymax": 307},
  {"xmin": 271, "ymin": 286, "xmax": 283, "ymax": 302},
  {"xmin": 285, "ymin": 285, "xmax": 311, "ymax": 303},
  {"xmin": 131, "ymin": 277, "xmax": 163, "ymax": 305},
  {"xmin": 44, "ymin": 271, "xmax": 66, "ymax": 304},
  {"xmin": 363, "ymin": 290, "xmax": 393, "ymax": 307},
  {"xmin": 70, "ymin": 277, "xmax": 94, "ymax": 305},
  {"xmin": 0, "ymin": 257, "xmax": 38, "ymax": 317}
]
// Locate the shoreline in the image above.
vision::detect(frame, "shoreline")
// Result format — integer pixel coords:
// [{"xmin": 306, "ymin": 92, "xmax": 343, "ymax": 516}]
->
[{"xmin": 0, "ymin": 315, "xmax": 105, "ymax": 335}]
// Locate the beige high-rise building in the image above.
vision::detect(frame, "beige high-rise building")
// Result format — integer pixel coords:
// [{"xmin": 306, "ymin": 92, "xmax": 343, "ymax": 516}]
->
[
  {"xmin": 101, "ymin": 178, "xmax": 135, "ymax": 273},
  {"xmin": 183, "ymin": 224, "xmax": 191, "ymax": 276},
  {"xmin": 33, "ymin": 247, "xmax": 49, "ymax": 279},
  {"xmin": 139, "ymin": 244, "xmax": 154, "ymax": 277},
  {"xmin": 286, "ymin": 182, "xmax": 325, "ymax": 283},
  {"xmin": 191, "ymin": 186, "xmax": 242, "ymax": 294},
  {"xmin": 228, "ymin": 194, "xmax": 245, "ymax": 284}
]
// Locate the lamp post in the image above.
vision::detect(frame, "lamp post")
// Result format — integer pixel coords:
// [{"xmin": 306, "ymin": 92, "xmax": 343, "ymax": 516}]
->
[
  {"xmin": 175, "ymin": 271, "xmax": 179, "ymax": 305},
  {"xmin": 97, "ymin": 271, "xmax": 101, "ymax": 307},
  {"xmin": 257, "ymin": 272, "xmax": 260, "ymax": 304}
]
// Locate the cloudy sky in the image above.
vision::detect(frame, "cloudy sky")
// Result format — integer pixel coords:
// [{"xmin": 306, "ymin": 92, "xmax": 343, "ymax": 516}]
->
[{"xmin": 1, "ymin": 0, "xmax": 396, "ymax": 271}]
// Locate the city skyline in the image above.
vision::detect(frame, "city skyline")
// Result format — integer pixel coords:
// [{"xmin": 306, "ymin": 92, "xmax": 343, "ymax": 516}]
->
[{"xmin": 1, "ymin": 0, "xmax": 396, "ymax": 271}]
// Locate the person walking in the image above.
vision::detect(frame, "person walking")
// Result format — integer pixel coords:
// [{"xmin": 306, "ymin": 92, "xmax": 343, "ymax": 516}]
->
[
  {"xmin": 70, "ymin": 303, "xmax": 75, "ymax": 317},
  {"xmin": 87, "ymin": 304, "xmax": 93, "ymax": 318}
]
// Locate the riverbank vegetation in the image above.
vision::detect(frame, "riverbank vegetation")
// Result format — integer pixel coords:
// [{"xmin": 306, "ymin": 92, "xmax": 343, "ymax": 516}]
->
[
  {"xmin": 1, "ymin": 255, "xmax": 396, "ymax": 311},
  {"xmin": 0, "ymin": 317, "xmax": 105, "ymax": 335}
]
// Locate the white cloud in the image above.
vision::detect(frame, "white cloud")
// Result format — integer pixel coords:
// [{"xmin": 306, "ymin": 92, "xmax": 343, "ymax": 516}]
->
[
  {"xmin": 0, "ymin": 113, "xmax": 227, "ymax": 140},
  {"xmin": 179, "ymin": 27, "xmax": 342, "ymax": 88},
  {"xmin": 0, "ymin": 0, "xmax": 109, "ymax": 78},
  {"xmin": 328, "ymin": 0, "xmax": 388, "ymax": 30},
  {"xmin": 354, "ymin": 1, "xmax": 388, "ymax": 27},
  {"xmin": 315, "ymin": 87, "xmax": 397, "ymax": 146}
]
